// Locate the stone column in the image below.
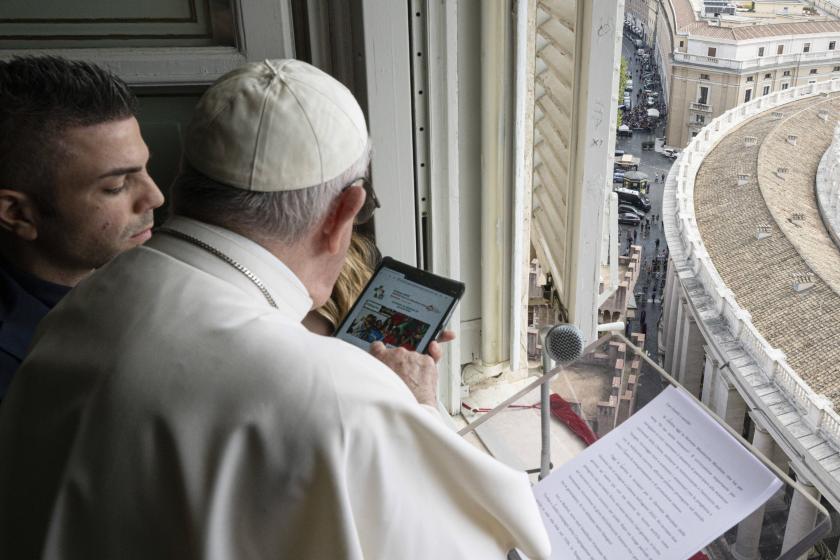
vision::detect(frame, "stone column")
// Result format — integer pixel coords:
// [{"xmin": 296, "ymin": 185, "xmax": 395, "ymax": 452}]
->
[
  {"xmin": 663, "ymin": 264, "xmax": 680, "ymax": 373},
  {"xmin": 731, "ymin": 423, "xmax": 775, "ymax": 559},
  {"xmin": 781, "ymin": 472, "xmax": 820, "ymax": 560},
  {"xmin": 677, "ymin": 315, "xmax": 705, "ymax": 398},
  {"xmin": 711, "ymin": 368, "xmax": 747, "ymax": 433},
  {"xmin": 700, "ymin": 347, "xmax": 718, "ymax": 407},
  {"xmin": 662, "ymin": 259, "xmax": 675, "ymax": 330},
  {"xmin": 670, "ymin": 298, "xmax": 688, "ymax": 380}
]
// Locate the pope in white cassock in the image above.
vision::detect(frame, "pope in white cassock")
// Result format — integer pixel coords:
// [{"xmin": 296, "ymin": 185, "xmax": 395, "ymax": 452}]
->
[{"xmin": 0, "ymin": 59, "xmax": 551, "ymax": 559}]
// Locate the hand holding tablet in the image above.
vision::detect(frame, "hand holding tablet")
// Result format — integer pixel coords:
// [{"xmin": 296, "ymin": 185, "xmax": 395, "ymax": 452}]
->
[{"xmin": 334, "ymin": 257, "xmax": 464, "ymax": 354}]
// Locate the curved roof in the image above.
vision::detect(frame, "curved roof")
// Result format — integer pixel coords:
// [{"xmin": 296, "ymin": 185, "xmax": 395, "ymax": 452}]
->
[{"xmin": 692, "ymin": 92, "xmax": 840, "ymax": 404}]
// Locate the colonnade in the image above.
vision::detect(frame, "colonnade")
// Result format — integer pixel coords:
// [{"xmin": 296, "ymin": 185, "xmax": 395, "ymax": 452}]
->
[{"xmin": 661, "ymin": 259, "xmax": 824, "ymax": 559}]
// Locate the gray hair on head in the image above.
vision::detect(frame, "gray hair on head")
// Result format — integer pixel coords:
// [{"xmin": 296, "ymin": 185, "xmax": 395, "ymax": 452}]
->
[{"xmin": 171, "ymin": 143, "xmax": 371, "ymax": 245}]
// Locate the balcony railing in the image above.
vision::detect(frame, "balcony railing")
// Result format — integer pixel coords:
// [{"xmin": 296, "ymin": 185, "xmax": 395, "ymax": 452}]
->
[
  {"xmin": 690, "ymin": 102, "xmax": 713, "ymax": 112},
  {"xmin": 674, "ymin": 49, "xmax": 840, "ymax": 72}
]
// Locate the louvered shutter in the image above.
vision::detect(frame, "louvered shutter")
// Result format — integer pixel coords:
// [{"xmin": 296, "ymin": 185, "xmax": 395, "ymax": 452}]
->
[{"xmin": 531, "ymin": 0, "xmax": 578, "ymax": 301}]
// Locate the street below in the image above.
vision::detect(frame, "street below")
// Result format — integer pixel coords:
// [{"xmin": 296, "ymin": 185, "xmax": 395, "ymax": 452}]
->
[{"xmin": 617, "ymin": 32, "xmax": 674, "ymax": 409}]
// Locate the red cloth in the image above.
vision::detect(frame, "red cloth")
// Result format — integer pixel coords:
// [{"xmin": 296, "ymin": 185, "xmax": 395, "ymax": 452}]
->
[{"xmin": 549, "ymin": 394, "xmax": 598, "ymax": 445}]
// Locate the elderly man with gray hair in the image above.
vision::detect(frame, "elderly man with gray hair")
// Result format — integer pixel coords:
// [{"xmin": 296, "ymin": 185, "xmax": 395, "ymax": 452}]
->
[{"xmin": 0, "ymin": 60, "xmax": 550, "ymax": 559}]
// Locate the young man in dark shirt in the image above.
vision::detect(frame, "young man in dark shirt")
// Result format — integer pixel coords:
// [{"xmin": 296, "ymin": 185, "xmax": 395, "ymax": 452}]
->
[{"xmin": 0, "ymin": 56, "xmax": 164, "ymax": 398}]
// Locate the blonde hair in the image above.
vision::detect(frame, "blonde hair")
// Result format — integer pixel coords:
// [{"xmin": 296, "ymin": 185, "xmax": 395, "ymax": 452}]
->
[{"xmin": 317, "ymin": 232, "xmax": 380, "ymax": 329}]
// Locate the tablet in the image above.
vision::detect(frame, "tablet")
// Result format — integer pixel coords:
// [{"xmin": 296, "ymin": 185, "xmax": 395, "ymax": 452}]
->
[{"xmin": 334, "ymin": 257, "xmax": 465, "ymax": 354}]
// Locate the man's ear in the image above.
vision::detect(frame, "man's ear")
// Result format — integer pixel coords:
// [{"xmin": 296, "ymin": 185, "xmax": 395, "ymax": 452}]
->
[
  {"xmin": 321, "ymin": 186, "xmax": 365, "ymax": 255},
  {"xmin": 0, "ymin": 189, "xmax": 39, "ymax": 241}
]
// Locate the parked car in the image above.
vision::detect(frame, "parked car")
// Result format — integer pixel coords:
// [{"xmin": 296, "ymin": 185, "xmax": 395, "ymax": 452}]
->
[
  {"xmin": 618, "ymin": 204, "xmax": 646, "ymax": 217},
  {"xmin": 614, "ymin": 154, "xmax": 640, "ymax": 171},
  {"xmin": 662, "ymin": 148, "xmax": 679, "ymax": 159},
  {"xmin": 613, "ymin": 172, "xmax": 626, "ymax": 183},
  {"xmin": 618, "ymin": 212, "xmax": 641, "ymax": 226},
  {"xmin": 626, "ymin": 79, "xmax": 633, "ymax": 90},
  {"xmin": 614, "ymin": 187, "xmax": 651, "ymax": 211}
]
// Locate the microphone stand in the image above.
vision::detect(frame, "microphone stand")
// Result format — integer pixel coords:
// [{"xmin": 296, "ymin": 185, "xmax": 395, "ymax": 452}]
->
[
  {"xmin": 457, "ymin": 366, "xmax": 563, "ymax": 437},
  {"xmin": 539, "ymin": 352, "xmax": 554, "ymax": 480}
]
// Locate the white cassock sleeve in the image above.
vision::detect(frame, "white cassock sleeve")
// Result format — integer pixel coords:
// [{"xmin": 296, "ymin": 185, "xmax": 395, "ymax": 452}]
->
[{"xmin": 329, "ymin": 349, "xmax": 552, "ymax": 560}]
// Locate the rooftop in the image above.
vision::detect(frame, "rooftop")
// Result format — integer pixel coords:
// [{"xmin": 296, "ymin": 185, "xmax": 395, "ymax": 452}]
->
[
  {"xmin": 693, "ymin": 92, "xmax": 840, "ymax": 405},
  {"xmin": 671, "ymin": 0, "xmax": 840, "ymax": 40}
]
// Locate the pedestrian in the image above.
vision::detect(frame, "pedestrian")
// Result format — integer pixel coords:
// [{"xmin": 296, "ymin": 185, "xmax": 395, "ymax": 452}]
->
[
  {"xmin": 655, "ymin": 238, "xmax": 660, "ymax": 249},
  {"xmin": 0, "ymin": 57, "xmax": 165, "ymax": 399}
]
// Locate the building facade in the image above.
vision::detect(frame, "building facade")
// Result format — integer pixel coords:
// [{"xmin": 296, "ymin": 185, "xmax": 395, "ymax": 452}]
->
[{"xmin": 652, "ymin": 0, "xmax": 840, "ymax": 147}]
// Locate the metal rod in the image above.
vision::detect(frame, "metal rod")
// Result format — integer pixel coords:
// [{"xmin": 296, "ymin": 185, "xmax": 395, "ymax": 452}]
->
[
  {"xmin": 539, "ymin": 371, "xmax": 551, "ymax": 479},
  {"xmin": 458, "ymin": 333, "xmax": 613, "ymax": 437}
]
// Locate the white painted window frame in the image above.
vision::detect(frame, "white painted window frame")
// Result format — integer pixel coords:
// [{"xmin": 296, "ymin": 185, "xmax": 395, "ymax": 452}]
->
[
  {"xmin": 361, "ymin": 0, "xmax": 418, "ymax": 266},
  {"xmin": 0, "ymin": 0, "xmax": 296, "ymax": 87}
]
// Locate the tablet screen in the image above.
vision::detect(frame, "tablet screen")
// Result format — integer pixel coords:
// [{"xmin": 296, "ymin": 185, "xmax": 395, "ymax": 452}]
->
[{"xmin": 335, "ymin": 265, "xmax": 457, "ymax": 353}]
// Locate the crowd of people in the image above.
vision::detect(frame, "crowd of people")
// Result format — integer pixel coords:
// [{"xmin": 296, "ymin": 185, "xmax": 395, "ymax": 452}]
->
[
  {"xmin": 621, "ymin": 46, "xmax": 667, "ymax": 131},
  {"xmin": 347, "ymin": 307, "xmax": 429, "ymax": 350}
]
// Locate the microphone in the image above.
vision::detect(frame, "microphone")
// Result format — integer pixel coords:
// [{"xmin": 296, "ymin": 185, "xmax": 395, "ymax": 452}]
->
[
  {"xmin": 540, "ymin": 323, "xmax": 586, "ymax": 366},
  {"xmin": 538, "ymin": 324, "xmax": 585, "ymax": 478}
]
